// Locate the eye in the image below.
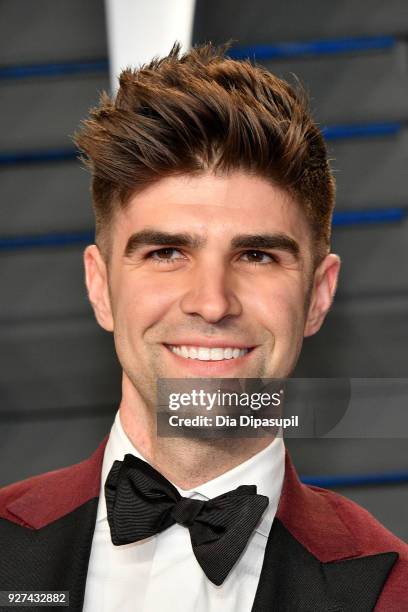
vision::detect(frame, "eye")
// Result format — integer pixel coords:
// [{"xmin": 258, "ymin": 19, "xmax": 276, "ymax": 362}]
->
[
  {"xmin": 240, "ymin": 250, "xmax": 278, "ymax": 265},
  {"xmin": 146, "ymin": 247, "xmax": 185, "ymax": 263}
]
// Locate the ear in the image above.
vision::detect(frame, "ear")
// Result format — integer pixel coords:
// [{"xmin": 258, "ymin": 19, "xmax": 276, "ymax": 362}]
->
[
  {"xmin": 304, "ymin": 253, "xmax": 341, "ymax": 337},
  {"xmin": 84, "ymin": 245, "xmax": 114, "ymax": 332}
]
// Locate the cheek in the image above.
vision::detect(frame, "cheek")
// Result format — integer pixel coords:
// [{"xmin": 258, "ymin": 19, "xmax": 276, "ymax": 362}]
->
[
  {"xmin": 248, "ymin": 278, "xmax": 306, "ymax": 338},
  {"xmin": 112, "ymin": 272, "xmax": 180, "ymax": 334}
]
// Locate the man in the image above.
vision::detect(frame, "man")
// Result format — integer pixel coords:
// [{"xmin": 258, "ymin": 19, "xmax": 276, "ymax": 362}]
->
[{"xmin": 0, "ymin": 43, "xmax": 407, "ymax": 611}]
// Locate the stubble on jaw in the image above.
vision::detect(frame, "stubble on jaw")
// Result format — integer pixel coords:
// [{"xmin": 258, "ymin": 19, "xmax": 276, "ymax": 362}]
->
[{"xmin": 153, "ymin": 435, "xmax": 276, "ymax": 489}]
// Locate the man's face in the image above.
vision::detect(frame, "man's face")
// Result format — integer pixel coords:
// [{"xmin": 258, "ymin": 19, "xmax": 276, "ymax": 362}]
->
[{"xmin": 85, "ymin": 171, "xmax": 339, "ymax": 405}]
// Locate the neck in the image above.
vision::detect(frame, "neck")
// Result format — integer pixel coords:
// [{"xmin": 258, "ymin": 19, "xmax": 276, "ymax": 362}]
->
[{"xmin": 118, "ymin": 374, "xmax": 274, "ymax": 489}]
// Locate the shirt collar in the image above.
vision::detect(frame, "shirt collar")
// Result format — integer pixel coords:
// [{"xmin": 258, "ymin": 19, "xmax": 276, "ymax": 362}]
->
[{"xmin": 98, "ymin": 410, "xmax": 285, "ymax": 538}]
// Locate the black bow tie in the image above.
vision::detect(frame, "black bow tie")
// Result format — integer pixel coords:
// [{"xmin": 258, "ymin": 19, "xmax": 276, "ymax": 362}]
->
[{"xmin": 105, "ymin": 454, "xmax": 269, "ymax": 585}]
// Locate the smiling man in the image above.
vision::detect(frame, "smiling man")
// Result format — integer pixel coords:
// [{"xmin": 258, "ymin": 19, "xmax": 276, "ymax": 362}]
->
[
  {"xmin": 0, "ymin": 43, "xmax": 407, "ymax": 611},
  {"xmin": 85, "ymin": 170, "xmax": 336, "ymax": 475}
]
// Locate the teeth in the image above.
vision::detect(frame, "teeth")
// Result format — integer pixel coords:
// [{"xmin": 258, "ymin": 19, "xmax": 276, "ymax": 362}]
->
[
  {"xmin": 210, "ymin": 348, "xmax": 224, "ymax": 360},
  {"xmin": 181, "ymin": 346, "xmax": 189, "ymax": 359},
  {"xmin": 169, "ymin": 345, "xmax": 249, "ymax": 361},
  {"xmin": 198, "ymin": 347, "xmax": 210, "ymax": 360}
]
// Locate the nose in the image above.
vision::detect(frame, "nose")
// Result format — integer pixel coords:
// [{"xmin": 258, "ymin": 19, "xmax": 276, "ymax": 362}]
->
[{"xmin": 180, "ymin": 259, "xmax": 242, "ymax": 323}]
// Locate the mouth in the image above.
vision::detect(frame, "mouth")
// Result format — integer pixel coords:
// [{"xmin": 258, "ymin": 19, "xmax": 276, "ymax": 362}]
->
[
  {"xmin": 162, "ymin": 342, "xmax": 257, "ymax": 374},
  {"xmin": 167, "ymin": 345, "xmax": 252, "ymax": 361}
]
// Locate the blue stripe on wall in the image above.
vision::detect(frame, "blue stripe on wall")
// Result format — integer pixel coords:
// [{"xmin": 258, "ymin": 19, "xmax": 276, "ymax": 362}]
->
[
  {"xmin": 323, "ymin": 122, "xmax": 401, "ymax": 140},
  {"xmin": 0, "ymin": 231, "xmax": 94, "ymax": 250},
  {"xmin": 0, "ymin": 35, "xmax": 396, "ymax": 82},
  {"xmin": 0, "ymin": 120, "xmax": 401, "ymax": 167},
  {"xmin": 0, "ymin": 116, "xmax": 402, "ymax": 166},
  {"xmin": 229, "ymin": 36, "xmax": 396, "ymax": 60},
  {"xmin": 0, "ymin": 148, "xmax": 78, "ymax": 165},
  {"xmin": 0, "ymin": 59, "xmax": 109, "ymax": 80},
  {"xmin": 301, "ymin": 471, "xmax": 408, "ymax": 488},
  {"xmin": 0, "ymin": 208, "xmax": 405, "ymax": 250},
  {"xmin": 333, "ymin": 208, "xmax": 406, "ymax": 226}
]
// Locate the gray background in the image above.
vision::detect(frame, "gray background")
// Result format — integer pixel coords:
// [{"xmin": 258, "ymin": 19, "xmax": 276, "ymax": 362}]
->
[{"xmin": 0, "ymin": 0, "xmax": 407, "ymax": 540}]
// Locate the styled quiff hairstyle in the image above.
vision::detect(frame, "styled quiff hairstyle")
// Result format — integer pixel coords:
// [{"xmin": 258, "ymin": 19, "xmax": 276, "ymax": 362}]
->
[{"xmin": 75, "ymin": 42, "xmax": 335, "ymax": 262}]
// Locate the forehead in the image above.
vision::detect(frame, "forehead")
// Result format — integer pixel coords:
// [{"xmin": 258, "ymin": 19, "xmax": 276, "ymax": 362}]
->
[{"xmin": 115, "ymin": 171, "xmax": 311, "ymax": 244}]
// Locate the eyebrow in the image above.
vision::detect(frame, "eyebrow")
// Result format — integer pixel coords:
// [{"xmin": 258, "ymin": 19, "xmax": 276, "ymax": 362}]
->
[
  {"xmin": 231, "ymin": 234, "xmax": 300, "ymax": 259},
  {"xmin": 124, "ymin": 230, "xmax": 300, "ymax": 260},
  {"xmin": 124, "ymin": 230, "xmax": 204, "ymax": 256}
]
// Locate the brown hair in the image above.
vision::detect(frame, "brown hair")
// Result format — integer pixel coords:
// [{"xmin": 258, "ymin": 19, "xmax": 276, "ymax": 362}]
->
[{"xmin": 74, "ymin": 42, "xmax": 335, "ymax": 262}]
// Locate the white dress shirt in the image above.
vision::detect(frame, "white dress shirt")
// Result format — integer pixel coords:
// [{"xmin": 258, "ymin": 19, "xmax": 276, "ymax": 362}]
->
[{"xmin": 83, "ymin": 411, "xmax": 285, "ymax": 612}]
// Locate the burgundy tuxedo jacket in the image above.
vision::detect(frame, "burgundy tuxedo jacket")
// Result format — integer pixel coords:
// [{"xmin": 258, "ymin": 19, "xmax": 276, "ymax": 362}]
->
[{"xmin": 0, "ymin": 437, "xmax": 407, "ymax": 611}]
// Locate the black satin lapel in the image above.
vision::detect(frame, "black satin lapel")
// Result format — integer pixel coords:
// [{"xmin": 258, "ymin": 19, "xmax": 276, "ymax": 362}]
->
[
  {"xmin": 0, "ymin": 498, "xmax": 98, "ymax": 612},
  {"xmin": 322, "ymin": 551, "xmax": 398, "ymax": 611},
  {"xmin": 251, "ymin": 519, "xmax": 398, "ymax": 612}
]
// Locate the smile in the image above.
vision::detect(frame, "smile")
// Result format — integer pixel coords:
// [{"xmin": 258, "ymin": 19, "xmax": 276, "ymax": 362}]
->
[{"xmin": 168, "ymin": 345, "xmax": 250, "ymax": 361}]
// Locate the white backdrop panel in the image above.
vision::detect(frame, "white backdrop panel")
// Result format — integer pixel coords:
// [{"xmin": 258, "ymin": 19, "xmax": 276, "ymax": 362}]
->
[{"xmin": 105, "ymin": 0, "xmax": 196, "ymax": 91}]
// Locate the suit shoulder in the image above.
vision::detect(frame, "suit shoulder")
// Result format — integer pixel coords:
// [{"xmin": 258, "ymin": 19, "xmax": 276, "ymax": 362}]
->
[
  {"xmin": 0, "ymin": 437, "xmax": 108, "ymax": 526},
  {"xmin": 300, "ymin": 484, "xmax": 408, "ymax": 606},
  {"xmin": 0, "ymin": 462, "xmax": 84, "ymax": 519},
  {"xmin": 307, "ymin": 484, "xmax": 408, "ymax": 558}
]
